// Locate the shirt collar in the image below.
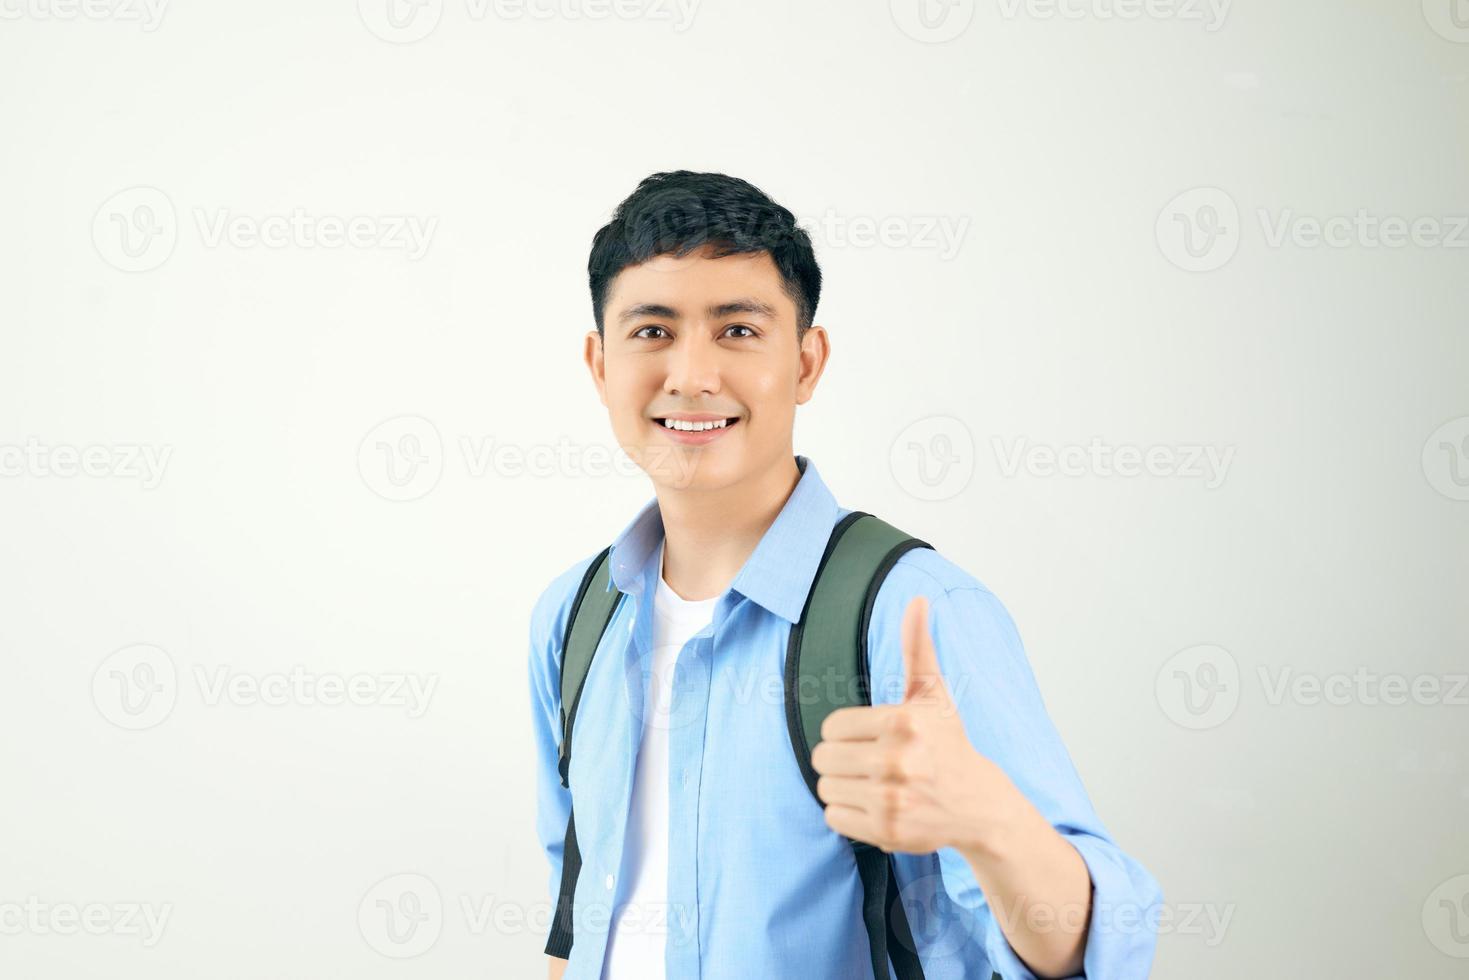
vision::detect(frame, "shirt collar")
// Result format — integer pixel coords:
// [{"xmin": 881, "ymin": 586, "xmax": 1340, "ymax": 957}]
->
[{"xmin": 605, "ymin": 454, "xmax": 841, "ymax": 624}]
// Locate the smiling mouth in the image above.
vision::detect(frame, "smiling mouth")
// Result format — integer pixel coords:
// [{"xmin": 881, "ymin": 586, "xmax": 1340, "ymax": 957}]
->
[{"xmin": 652, "ymin": 417, "xmax": 741, "ymax": 432}]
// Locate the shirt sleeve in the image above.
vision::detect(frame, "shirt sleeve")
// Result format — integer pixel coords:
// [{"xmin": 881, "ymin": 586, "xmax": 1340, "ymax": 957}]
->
[
  {"xmin": 868, "ymin": 576, "xmax": 1164, "ymax": 979},
  {"xmin": 528, "ymin": 571, "xmax": 576, "ymax": 910}
]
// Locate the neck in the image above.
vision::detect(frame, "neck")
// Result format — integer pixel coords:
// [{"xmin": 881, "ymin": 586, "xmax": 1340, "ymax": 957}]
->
[{"xmin": 655, "ymin": 452, "xmax": 802, "ymax": 601}]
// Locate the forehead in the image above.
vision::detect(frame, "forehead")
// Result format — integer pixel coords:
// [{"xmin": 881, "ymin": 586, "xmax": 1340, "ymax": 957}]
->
[{"xmin": 606, "ymin": 248, "xmax": 795, "ymax": 319}]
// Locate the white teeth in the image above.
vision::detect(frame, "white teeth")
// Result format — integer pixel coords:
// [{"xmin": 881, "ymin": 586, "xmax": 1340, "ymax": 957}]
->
[{"xmin": 662, "ymin": 418, "xmax": 730, "ymax": 432}]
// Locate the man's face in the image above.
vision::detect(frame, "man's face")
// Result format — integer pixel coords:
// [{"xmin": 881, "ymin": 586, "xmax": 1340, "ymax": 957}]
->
[{"xmin": 586, "ymin": 245, "xmax": 828, "ymax": 492}]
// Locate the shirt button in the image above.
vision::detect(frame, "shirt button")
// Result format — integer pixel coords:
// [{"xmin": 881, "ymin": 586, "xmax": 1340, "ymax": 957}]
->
[
  {"xmin": 605, "ymin": 874, "xmax": 615, "ymax": 890},
  {"xmin": 681, "ymin": 768, "xmax": 690, "ymax": 787}
]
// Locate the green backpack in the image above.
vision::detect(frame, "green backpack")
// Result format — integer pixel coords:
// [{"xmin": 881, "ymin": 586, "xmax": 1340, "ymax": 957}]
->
[{"xmin": 543, "ymin": 511, "xmax": 1000, "ymax": 980}]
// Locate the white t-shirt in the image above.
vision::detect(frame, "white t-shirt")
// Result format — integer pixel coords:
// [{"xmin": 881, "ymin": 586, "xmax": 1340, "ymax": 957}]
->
[{"xmin": 601, "ymin": 540, "xmax": 719, "ymax": 980}]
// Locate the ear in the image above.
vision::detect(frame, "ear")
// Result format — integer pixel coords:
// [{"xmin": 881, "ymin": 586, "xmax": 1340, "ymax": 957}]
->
[
  {"xmin": 795, "ymin": 324, "xmax": 830, "ymax": 406},
  {"xmin": 584, "ymin": 329, "xmax": 607, "ymax": 407}
]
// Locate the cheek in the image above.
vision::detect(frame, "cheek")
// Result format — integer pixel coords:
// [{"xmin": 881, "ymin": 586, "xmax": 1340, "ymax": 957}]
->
[
  {"xmin": 737, "ymin": 364, "xmax": 799, "ymax": 416},
  {"xmin": 604, "ymin": 376, "xmax": 651, "ymax": 424}
]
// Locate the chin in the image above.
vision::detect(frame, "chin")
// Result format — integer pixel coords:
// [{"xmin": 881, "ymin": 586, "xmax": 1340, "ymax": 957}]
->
[{"xmin": 640, "ymin": 446, "xmax": 744, "ymax": 491}]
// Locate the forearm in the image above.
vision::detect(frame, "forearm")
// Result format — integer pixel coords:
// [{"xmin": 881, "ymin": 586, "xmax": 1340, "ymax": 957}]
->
[
  {"xmin": 548, "ymin": 954, "xmax": 567, "ymax": 979},
  {"xmin": 955, "ymin": 785, "xmax": 1093, "ymax": 978}
]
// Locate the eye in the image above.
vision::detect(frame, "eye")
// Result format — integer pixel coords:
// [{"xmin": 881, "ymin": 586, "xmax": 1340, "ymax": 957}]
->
[
  {"xmin": 724, "ymin": 324, "xmax": 757, "ymax": 339},
  {"xmin": 633, "ymin": 325, "xmax": 670, "ymax": 340}
]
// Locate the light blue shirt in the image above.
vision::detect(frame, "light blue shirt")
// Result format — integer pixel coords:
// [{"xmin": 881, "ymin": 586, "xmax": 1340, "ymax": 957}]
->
[{"xmin": 529, "ymin": 455, "xmax": 1163, "ymax": 979}]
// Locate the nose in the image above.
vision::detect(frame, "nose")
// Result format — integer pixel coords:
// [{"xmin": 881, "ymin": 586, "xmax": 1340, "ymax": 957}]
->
[{"xmin": 664, "ymin": 330, "xmax": 722, "ymax": 398}]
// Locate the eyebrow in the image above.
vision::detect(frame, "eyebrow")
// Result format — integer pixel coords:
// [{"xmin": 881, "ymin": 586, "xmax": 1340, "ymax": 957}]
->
[{"xmin": 616, "ymin": 298, "xmax": 779, "ymax": 323}]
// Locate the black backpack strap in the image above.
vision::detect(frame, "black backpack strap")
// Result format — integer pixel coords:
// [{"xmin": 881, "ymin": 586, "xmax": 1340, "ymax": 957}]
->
[
  {"xmin": 544, "ymin": 546, "xmax": 625, "ymax": 959},
  {"xmin": 785, "ymin": 511, "xmax": 940, "ymax": 979}
]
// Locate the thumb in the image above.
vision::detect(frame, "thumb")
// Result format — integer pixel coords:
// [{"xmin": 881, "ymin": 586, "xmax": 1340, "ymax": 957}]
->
[{"xmin": 902, "ymin": 595, "xmax": 949, "ymax": 706}]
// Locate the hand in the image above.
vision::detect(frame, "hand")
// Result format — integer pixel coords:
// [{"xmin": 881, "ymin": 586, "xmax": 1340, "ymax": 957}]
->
[{"xmin": 811, "ymin": 594, "xmax": 1019, "ymax": 855}]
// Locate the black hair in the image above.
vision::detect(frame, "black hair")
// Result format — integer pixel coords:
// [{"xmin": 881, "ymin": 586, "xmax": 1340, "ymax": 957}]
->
[{"xmin": 588, "ymin": 171, "xmax": 821, "ymax": 343}]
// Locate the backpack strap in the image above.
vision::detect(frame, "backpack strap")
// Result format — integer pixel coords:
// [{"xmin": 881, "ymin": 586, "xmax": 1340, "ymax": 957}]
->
[
  {"xmin": 785, "ymin": 511, "xmax": 937, "ymax": 979},
  {"xmin": 544, "ymin": 546, "xmax": 624, "ymax": 960}
]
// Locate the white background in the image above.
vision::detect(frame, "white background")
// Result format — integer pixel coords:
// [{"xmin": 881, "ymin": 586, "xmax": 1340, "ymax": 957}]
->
[{"xmin": 2, "ymin": 0, "xmax": 1467, "ymax": 976}]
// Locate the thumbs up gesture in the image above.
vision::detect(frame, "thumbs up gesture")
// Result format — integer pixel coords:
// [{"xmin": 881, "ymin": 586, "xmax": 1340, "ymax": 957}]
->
[{"xmin": 811, "ymin": 594, "xmax": 1017, "ymax": 855}]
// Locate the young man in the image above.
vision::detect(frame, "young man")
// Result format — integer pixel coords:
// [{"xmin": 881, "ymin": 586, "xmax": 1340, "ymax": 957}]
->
[{"xmin": 529, "ymin": 172, "xmax": 1162, "ymax": 979}]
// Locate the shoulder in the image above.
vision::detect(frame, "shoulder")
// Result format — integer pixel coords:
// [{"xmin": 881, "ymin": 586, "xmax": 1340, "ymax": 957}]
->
[
  {"xmin": 870, "ymin": 543, "xmax": 1018, "ymax": 638},
  {"xmin": 830, "ymin": 509, "xmax": 994, "ymax": 600},
  {"xmin": 877, "ymin": 542, "xmax": 995, "ymax": 600},
  {"xmin": 862, "ymin": 537, "xmax": 1028, "ymax": 701}
]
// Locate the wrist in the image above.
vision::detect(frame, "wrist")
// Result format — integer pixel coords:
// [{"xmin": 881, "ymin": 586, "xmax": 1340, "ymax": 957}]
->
[{"xmin": 951, "ymin": 753, "xmax": 1035, "ymax": 866}]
